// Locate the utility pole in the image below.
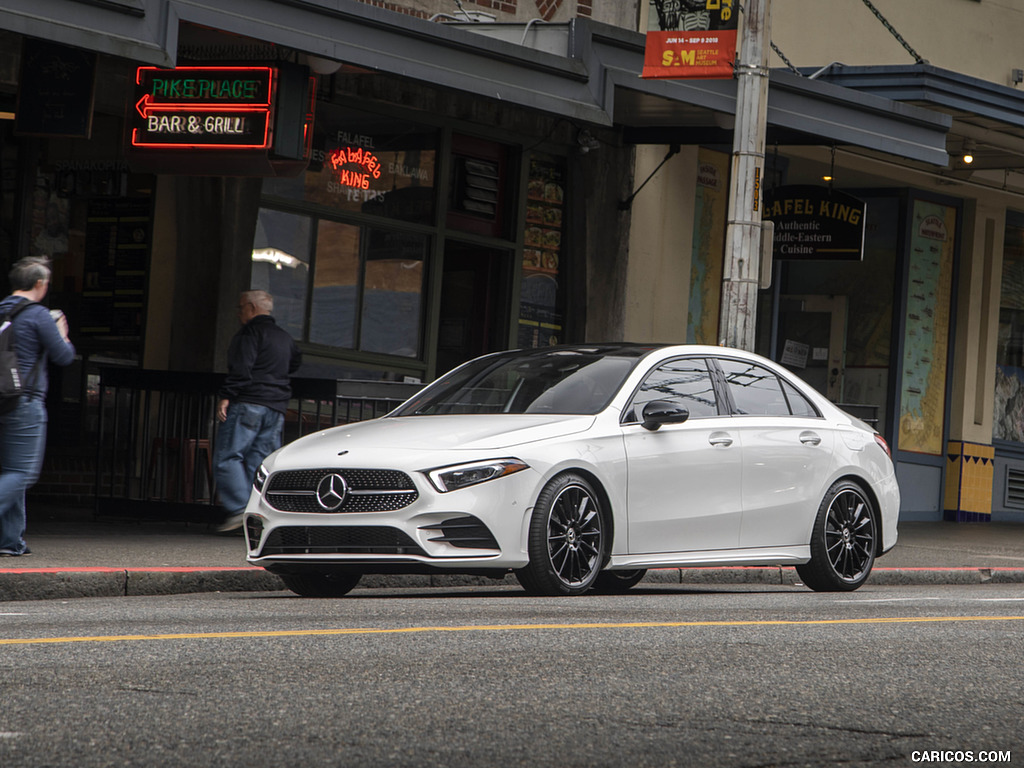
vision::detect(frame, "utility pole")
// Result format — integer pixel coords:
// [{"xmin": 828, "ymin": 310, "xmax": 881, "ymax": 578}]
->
[{"xmin": 718, "ymin": 0, "xmax": 771, "ymax": 350}]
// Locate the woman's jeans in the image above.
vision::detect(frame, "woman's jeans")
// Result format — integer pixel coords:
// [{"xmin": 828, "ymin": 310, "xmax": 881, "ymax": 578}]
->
[
  {"xmin": 213, "ymin": 402, "xmax": 284, "ymax": 516},
  {"xmin": 0, "ymin": 397, "xmax": 47, "ymax": 554}
]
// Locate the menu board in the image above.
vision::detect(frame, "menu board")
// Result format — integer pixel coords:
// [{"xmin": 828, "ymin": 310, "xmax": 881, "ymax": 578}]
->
[
  {"xmin": 81, "ymin": 199, "xmax": 151, "ymax": 339},
  {"xmin": 518, "ymin": 157, "xmax": 565, "ymax": 348}
]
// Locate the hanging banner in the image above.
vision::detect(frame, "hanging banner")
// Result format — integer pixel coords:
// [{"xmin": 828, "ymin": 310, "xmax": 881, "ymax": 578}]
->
[
  {"xmin": 642, "ymin": 0, "xmax": 738, "ymax": 80},
  {"xmin": 763, "ymin": 185, "xmax": 866, "ymax": 261}
]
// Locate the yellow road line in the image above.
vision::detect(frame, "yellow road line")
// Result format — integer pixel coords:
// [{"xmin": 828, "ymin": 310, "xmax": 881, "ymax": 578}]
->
[{"xmin": 2, "ymin": 615, "xmax": 1023, "ymax": 647}]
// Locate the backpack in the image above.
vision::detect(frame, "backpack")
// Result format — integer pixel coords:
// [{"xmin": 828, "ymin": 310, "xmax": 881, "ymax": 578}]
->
[{"xmin": 0, "ymin": 300, "xmax": 39, "ymax": 415}]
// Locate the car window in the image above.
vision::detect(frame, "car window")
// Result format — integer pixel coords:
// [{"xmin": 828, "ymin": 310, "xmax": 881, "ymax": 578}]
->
[
  {"xmin": 780, "ymin": 378, "xmax": 819, "ymax": 417},
  {"xmin": 717, "ymin": 358, "xmax": 791, "ymax": 416},
  {"xmin": 624, "ymin": 358, "xmax": 719, "ymax": 422}
]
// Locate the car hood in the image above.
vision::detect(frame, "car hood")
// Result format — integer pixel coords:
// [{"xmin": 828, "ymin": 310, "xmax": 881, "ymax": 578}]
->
[{"xmin": 270, "ymin": 414, "xmax": 597, "ymax": 467}]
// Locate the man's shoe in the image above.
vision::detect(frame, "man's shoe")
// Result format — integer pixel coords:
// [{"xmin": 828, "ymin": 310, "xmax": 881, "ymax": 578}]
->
[
  {"xmin": 0, "ymin": 547, "xmax": 30, "ymax": 556},
  {"xmin": 215, "ymin": 514, "xmax": 244, "ymax": 534}
]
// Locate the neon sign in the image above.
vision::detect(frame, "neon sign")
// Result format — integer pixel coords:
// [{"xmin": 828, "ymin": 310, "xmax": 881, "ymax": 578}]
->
[
  {"xmin": 328, "ymin": 146, "xmax": 382, "ymax": 189},
  {"xmin": 130, "ymin": 66, "xmax": 275, "ymax": 150}
]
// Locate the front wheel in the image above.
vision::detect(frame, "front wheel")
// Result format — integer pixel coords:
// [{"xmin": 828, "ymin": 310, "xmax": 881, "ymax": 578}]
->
[
  {"xmin": 280, "ymin": 571, "xmax": 362, "ymax": 597},
  {"xmin": 516, "ymin": 473, "xmax": 606, "ymax": 596},
  {"xmin": 796, "ymin": 480, "xmax": 877, "ymax": 592}
]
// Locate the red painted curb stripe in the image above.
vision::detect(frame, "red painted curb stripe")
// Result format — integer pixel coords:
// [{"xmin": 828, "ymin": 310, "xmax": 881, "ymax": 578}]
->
[{"xmin": 0, "ymin": 566, "xmax": 262, "ymax": 575}]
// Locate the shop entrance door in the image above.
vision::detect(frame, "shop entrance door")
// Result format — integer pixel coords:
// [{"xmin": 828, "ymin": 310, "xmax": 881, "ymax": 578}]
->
[
  {"xmin": 435, "ymin": 242, "xmax": 511, "ymax": 377},
  {"xmin": 775, "ymin": 295, "xmax": 848, "ymax": 402}
]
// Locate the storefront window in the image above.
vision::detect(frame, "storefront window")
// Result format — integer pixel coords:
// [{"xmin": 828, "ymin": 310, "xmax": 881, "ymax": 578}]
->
[
  {"xmin": 251, "ymin": 208, "xmax": 311, "ymax": 340},
  {"xmin": 994, "ymin": 213, "xmax": 1024, "ymax": 442},
  {"xmin": 262, "ymin": 102, "xmax": 437, "ymax": 225},
  {"xmin": 518, "ymin": 154, "xmax": 566, "ymax": 347}
]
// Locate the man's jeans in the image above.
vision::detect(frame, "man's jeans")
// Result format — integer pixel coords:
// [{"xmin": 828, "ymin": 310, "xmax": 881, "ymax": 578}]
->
[
  {"xmin": 0, "ymin": 397, "xmax": 47, "ymax": 554},
  {"xmin": 213, "ymin": 402, "xmax": 284, "ymax": 516}
]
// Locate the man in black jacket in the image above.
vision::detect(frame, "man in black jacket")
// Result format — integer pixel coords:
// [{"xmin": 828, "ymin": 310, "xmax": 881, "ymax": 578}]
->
[{"xmin": 213, "ymin": 290, "xmax": 301, "ymax": 532}]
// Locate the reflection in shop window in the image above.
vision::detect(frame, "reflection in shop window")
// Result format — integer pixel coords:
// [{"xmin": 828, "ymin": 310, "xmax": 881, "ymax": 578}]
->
[
  {"xmin": 310, "ymin": 220, "xmax": 359, "ymax": 349},
  {"xmin": 309, "ymin": 221, "xmax": 425, "ymax": 358},
  {"xmin": 995, "ymin": 215, "xmax": 1024, "ymax": 442},
  {"xmin": 250, "ymin": 208, "xmax": 310, "ymax": 340}
]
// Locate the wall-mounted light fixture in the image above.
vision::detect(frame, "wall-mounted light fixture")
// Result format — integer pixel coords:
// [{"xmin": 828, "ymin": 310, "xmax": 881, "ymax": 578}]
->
[{"xmin": 962, "ymin": 138, "xmax": 976, "ymax": 165}]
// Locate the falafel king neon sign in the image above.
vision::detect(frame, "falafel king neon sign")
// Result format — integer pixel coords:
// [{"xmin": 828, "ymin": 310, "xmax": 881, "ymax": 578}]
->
[{"xmin": 328, "ymin": 146, "xmax": 382, "ymax": 189}]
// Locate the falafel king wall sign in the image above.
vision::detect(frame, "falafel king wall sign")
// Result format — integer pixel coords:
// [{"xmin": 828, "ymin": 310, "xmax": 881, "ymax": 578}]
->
[{"xmin": 642, "ymin": 0, "xmax": 738, "ymax": 79}]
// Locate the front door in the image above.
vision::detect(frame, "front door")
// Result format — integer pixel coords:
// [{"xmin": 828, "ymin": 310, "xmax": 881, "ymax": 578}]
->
[
  {"xmin": 775, "ymin": 294, "xmax": 848, "ymax": 402},
  {"xmin": 621, "ymin": 357, "xmax": 741, "ymax": 554}
]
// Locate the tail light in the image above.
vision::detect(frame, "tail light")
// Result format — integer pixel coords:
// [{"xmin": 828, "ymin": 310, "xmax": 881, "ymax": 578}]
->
[{"xmin": 874, "ymin": 434, "xmax": 892, "ymax": 459}]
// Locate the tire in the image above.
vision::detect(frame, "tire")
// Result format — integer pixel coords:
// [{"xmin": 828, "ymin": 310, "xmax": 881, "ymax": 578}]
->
[
  {"xmin": 796, "ymin": 480, "xmax": 877, "ymax": 592},
  {"xmin": 593, "ymin": 569, "xmax": 647, "ymax": 593},
  {"xmin": 280, "ymin": 572, "xmax": 362, "ymax": 598},
  {"xmin": 516, "ymin": 473, "xmax": 606, "ymax": 596}
]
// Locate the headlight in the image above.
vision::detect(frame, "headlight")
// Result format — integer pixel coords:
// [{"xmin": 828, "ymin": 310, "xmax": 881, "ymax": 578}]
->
[
  {"xmin": 253, "ymin": 464, "xmax": 268, "ymax": 492},
  {"xmin": 426, "ymin": 459, "xmax": 529, "ymax": 493}
]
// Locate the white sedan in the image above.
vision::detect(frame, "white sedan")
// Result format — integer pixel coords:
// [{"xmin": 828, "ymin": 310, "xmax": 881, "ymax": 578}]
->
[{"xmin": 243, "ymin": 344, "xmax": 899, "ymax": 597}]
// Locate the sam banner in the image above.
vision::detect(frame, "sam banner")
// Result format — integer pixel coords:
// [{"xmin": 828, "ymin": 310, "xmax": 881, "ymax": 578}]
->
[
  {"xmin": 763, "ymin": 186, "xmax": 866, "ymax": 261},
  {"xmin": 642, "ymin": 0, "xmax": 737, "ymax": 79}
]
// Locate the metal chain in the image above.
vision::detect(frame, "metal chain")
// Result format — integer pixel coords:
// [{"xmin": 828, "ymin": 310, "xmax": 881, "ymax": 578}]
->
[
  {"xmin": 770, "ymin": 42, "xmax": 802, "ymax": 75},
  {"xmin": 860, "ymin": 0, "xmax": 928, "ymax": 64}
]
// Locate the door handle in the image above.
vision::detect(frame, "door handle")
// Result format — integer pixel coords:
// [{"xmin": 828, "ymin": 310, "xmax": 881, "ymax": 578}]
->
[
  {"xmin": 708, "ymin": 432, "xmax": 733, "ymax": 447},
  {"xmin": 800, "ymin": 431, "xmax": 822, "ymax": 446}
]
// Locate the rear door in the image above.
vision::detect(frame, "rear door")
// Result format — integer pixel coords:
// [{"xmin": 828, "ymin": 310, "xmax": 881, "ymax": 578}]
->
[{"xmin": 713, "ymin": 357, "xmax": 835, "ymax": 548}]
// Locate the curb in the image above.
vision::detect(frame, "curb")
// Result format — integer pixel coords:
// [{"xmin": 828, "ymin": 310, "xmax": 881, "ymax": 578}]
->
[{"xmin": 3, "ymin": 566, "xmax": 1024, "ymax": 602}]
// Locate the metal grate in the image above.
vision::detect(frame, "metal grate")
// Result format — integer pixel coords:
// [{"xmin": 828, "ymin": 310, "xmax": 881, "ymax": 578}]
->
[
  {"xmin": 265, "ymin": 468, "xmax": 418, "ymax": 513},
  {"xmin": 258, "ymin": 526, "xmax": 427, "ymax": 557},
  {"xmin": 1005, "ymin": 467, "xmax": 1024, "ymax": 509}
]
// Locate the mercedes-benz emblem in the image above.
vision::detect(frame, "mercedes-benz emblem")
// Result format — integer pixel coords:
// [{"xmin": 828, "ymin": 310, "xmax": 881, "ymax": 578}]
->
[{"xmin": 315, "ymin": 473, "xmax": 348, "ymax": 511}]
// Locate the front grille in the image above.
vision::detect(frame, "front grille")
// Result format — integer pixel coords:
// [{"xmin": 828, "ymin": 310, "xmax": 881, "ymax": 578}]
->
[
  {"xmin": 265, "ymin": 468, "xmax": 418, "ymax": 513},
  {"xmin": 257, "ymin": 526, "xmax": 428, "ymax": 557},
  {"xmin": 420, "ymin": 516, "xmax": 499, "ymax": 550}
]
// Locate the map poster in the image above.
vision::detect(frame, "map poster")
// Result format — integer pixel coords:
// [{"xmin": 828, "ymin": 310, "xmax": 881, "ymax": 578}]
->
[{"xmin": 898, "ymin": 200, "xmax": 955, "ymax": 455}]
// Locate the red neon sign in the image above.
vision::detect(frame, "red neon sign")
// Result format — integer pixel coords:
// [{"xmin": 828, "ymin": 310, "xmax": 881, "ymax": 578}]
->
[
  {"xmin": 329, "ymin": 146, "xmax": 383, "ymax": 189},
  {"xmin": 130, "ymin": 66, "xmax": 275, "ymax": 150}
]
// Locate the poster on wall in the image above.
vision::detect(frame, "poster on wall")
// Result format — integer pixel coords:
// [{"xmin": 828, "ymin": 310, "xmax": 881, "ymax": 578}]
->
[
  {"xmin": 642, "ymin": 0, "xmax": 738, "ymax": 79},
  {"xmin": 898, "ymin": 200, "xmax": 955, "ymax": 455},
  {"xmin": 518, "ymin": 156, "xmax": 565, "ymax": 348},
  {"xmin": 687, "ymin": 148, "xmax": 729, "ymax": 343}
]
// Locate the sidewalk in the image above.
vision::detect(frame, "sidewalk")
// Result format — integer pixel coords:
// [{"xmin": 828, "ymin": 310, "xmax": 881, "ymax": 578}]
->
[{"xmin": 2, "ymin": 503, "xmax": 1024, "ymax": 601}]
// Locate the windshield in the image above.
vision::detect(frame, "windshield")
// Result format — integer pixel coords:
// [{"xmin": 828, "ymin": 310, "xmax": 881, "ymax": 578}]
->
[{"xmin": 394, "ymin": 349, "xmax": 645, "ymax": 416}]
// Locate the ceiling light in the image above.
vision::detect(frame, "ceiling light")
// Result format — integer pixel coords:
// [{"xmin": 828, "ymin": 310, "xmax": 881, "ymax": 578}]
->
[{"xmin": 962, "ymin": 139, "xmax": 976, "ymax": 165}]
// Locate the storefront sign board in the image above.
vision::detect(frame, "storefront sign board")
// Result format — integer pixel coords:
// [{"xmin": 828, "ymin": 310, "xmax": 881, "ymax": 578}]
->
[{"xmin": 763, "ymin": 185, "xmax": 866, "ymax": 261}]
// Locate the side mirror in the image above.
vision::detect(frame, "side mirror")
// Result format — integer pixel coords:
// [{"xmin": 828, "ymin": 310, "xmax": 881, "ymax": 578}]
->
[{"xmin": 641, "ymin": 400, "xmax": 690, "ymax": 431}]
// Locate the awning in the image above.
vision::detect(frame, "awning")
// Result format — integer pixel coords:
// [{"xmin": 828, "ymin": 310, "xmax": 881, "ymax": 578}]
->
[{"xmin": 0, "ymin": 2, "xmax": 950, "ymax": 166}]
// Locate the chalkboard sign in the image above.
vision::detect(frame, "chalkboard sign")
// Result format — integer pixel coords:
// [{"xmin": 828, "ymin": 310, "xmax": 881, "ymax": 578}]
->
[{"xmin": 15, "ymin": 39, "xmax": 96, "ymax": 138}]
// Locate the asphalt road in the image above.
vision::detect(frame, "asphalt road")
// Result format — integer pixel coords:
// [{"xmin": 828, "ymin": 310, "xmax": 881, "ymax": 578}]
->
[{"xmin": 2, "ymin": 583, "xmax": 1023, "ymax": 768}]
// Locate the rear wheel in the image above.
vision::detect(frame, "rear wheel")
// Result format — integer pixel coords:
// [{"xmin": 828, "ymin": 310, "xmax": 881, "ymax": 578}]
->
[
  {"xmin": 796, "ymin": 480, "xmax": 876, "ymax": 592},
  {"xmin": 280, "ymin": 572, "xmax": 362, "ymax": 597},
  {"xmin": 593, "ymin": 569, "xmax": 647, "ymax": 593},
  {"xmin": 516, "ymin": 473, "xmax": 606, "ymax": 596}
]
